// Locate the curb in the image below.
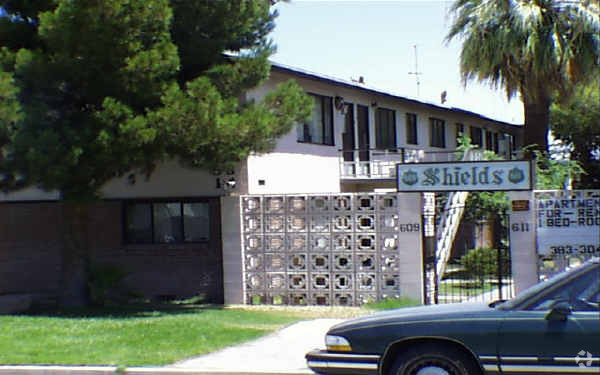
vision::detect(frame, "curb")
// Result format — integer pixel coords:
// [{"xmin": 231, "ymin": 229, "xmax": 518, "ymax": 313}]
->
[{"xmin": 0, "ymin": 366, "xmax": 312, "ymax": 375}]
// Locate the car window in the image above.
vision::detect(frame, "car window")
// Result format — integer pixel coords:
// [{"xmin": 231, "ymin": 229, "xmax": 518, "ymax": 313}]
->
[{"xmin": 527, "ymin": 268, "xmax": 600, "ymax": 312}]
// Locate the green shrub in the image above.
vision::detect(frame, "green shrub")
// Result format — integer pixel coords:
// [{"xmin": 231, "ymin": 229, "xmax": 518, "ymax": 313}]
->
[
  {"xmin": 88, "ymin": 263, "xmax": 127, "ymax": 306},
  {"xmin": 459, "ymin": 247, "xmax": 510, "ymax": 285},
  {"xmin": 363, "ymin": 297, "xmax": 421, "ymax": 311}
]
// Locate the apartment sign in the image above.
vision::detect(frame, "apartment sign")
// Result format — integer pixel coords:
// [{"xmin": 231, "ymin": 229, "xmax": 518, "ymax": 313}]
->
[
  {"xmin": 396, "ymin": 160, "xmax": 532, "ymax": 192},
  {"xmin": 536, "ymin": 196, "xmax": 600, "ymax": 257}
]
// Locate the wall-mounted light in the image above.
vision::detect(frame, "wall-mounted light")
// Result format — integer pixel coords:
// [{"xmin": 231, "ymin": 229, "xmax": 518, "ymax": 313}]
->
[
  {"xmin": 334, "ymin": 96, "xmax": 348, "ymax": 115},
  {"xmin": 216, "ymin": 174, "xmax": 237, "ymax": 192},
  {"xmin": 371, "ymin": 101, "xmax": 378, "ymax": 108},
  {"xmin": 127, "ymin": 173, "xmax": 136, "ymax": 185},
  {"xmin": 334, "ymin": 96, "xmax": 345, "ymax": 110}
]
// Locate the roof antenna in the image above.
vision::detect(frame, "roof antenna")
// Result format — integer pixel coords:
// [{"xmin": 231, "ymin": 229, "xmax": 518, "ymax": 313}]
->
[{"xmin": 408, "ymin": 44, "xmax": 422, "ymax": 97}]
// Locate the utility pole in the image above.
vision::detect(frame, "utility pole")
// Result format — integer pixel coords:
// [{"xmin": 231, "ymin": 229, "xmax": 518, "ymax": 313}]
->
[{"xmin": 408, "ymin": 44, "xmax": 422, "ymax": 97}]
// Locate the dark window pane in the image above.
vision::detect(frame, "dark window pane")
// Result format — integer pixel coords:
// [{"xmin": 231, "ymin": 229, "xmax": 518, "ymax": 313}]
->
[
  {"xmin": 406, "ymin": 113, "xmax": 418, "ymax": 145},
  {"xmin": 323, "ymin": 96, "xmax": 334, "ymax": 145},
  {"xmin": 376, "ymin": 108, "xmax": 396, "ymax": 150},
  {"xmin": 153, "ymin": 203, "xmax": 182, "ymax": 243},
  {"xmin": 456, "ymin": 123, "xmax": 464, "ymax": 146},
  {"xmin": 297, "ymin": 94, "xmax": 334, "ymax": 146},
  {"xmin": 126, "ymin": 203, "xmax": 152, "ymax": 244},
  {"xmin": 430, "ymin": 118, "xmax": 446, "ymax": 148},
  {"xmin": 184, "ymin": 203, "xmax": 210, "ymax": 242},
  {"xmin": 470, "ymin": 126, "xmax": 483, "ymax": 147},
  {"xmin": 485, "ymin": 131, "xmax": 494, "ymax": 151},
  {"xmin": 528, "ymin": 268, "xmax": 600, "ymax": 312}
]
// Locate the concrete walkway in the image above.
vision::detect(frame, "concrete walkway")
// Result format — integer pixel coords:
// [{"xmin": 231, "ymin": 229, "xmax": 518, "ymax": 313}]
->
[
  {"xmin": 0, "ymin": 318, "xmax": 344, "ymax": 375},
  {"xmin": 171, "ymin": 318, "xmax": 344, "ymax": 373}
]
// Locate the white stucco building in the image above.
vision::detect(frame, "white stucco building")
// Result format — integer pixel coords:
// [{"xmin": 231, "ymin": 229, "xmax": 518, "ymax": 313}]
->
[{"xmin": 0, "ymin": 61, "xmax": 523, "ymax": 309}]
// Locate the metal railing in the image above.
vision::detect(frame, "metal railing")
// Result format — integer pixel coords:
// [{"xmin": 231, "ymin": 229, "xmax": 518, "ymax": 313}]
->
[{"xmin": 339, "ymin": 147, "xmax": 484, "ymax": 179}]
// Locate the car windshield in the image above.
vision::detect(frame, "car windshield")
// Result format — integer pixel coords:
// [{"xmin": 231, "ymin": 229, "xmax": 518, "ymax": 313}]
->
[{"xmin": 498, "ymin": 260, "xmax": 598, "ymax": 311}]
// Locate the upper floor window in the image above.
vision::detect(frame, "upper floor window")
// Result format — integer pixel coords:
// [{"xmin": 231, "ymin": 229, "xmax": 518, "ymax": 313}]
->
[
  {"xmin": 430, "ymin": 118, "xmax": 446, "ymax": 148},
  {"xmin": 493, "ymin": 133, "xmax": 499, "ymax": 153},
  {"xmin": 297, "ymin": 93, "xmax": 334, "ymax": 146},
  {"xmin": 455, "ymin": 123, "xmax": 464, "ymax": 146},
  {"xmin": 485, "ymin": 131, "xmax": 499, "ymax": 152},
  {"xmin": 485, "ymin": 130, "xmax": 493, "ymax": 151},
  {"xmin": 507, "ymin": 134, "xmax": 515, "ymax": 153},
  {"xmin": 470, "ymin": 126, "xmax": 483, "ymax": 147},
  {"xmin": 406, "ymin": 113, "xmax": 418, "ymax": 145},
  {"xmin": 375, "ymin": 107, "xmax": 397, "ymax": 150},
  {"xmin": 124, "ymin": 201, "xmax": 210, "ymax": 244}
]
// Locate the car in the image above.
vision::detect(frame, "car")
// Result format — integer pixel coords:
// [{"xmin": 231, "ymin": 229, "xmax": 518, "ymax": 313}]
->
[{"xmin": 306, "ymin": 257, "xmax": 599, "ymax": 375}]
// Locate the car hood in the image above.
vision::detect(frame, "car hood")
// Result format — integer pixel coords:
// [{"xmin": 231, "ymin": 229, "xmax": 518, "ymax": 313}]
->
[{"xmin": 329, "ymin": 302, "xmax": 494, "ymax": 333}]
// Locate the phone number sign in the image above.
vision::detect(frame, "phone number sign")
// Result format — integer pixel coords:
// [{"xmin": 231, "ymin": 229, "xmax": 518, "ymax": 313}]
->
[{"xmin": 536, "ymin": 197, "xmax": 600, "ymax": 257}]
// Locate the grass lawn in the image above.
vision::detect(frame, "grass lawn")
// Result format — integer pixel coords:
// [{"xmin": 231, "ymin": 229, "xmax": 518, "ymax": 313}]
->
[
  {"xmin": 439, "ymin": 281, "xmax": 495, "ymax": 297},
  {"xmin": 0, "ymin": 300, "xmax": 422, "ymax": 367},
  {"xmin": 0, "ymin": 305, "xmax": 348, "ymax": 367}
]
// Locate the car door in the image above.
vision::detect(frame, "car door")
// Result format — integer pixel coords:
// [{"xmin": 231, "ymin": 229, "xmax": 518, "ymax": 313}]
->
[{"xmin": 497, "ymin": 265, "xmax": 599, "ymax": 374}]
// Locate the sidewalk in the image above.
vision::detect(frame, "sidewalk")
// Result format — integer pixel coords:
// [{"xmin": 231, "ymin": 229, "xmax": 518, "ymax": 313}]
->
[
  {"xmin": 0, "ymin": 318, "xmax": 343, "ymax": 375},
  {"xmin": 171, "ymin": 318, "xmax": 343, "ymax": 373}
]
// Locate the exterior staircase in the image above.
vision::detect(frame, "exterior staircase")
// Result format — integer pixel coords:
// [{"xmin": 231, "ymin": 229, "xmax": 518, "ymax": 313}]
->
[
  {"xmin": 426, "ymin": 149, "xmax": 480, "ymax": 302},
  {"xmin": 435, "ymin": 190, "xmax": 469, "ymax": 283}
]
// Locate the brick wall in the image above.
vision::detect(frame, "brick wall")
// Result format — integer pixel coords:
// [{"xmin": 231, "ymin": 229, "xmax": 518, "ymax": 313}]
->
[
  {"xmin": 0, "ymin": 202, "xmax": 63, "ymax": 303},
  {"xmin": 0, "ymin": 199, "xmax": 224, "ymax": 306}
]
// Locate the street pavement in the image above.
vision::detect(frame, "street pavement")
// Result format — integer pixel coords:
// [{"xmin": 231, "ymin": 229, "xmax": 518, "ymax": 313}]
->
[{"xmin": 0, "ymin": 318, "xmax": 344, "ymax": 375}]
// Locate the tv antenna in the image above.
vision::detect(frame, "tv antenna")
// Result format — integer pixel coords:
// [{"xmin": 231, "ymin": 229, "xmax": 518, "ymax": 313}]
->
[{"xmin": 408, "ymin": 44, "xmax": 422, "ymax": 97}]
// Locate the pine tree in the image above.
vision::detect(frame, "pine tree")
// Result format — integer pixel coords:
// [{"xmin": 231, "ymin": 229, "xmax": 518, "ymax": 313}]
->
[{"xmin": 0, "ymin": 0, "xmax": 312, "ymax": 306}]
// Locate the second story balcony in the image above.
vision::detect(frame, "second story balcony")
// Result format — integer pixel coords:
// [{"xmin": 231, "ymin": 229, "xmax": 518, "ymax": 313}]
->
[{"xmin": 339, "ymin": 147, "xmax": 487, "ymax": 181}]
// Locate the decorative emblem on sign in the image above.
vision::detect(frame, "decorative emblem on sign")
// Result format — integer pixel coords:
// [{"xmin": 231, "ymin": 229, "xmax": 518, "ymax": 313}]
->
[
  {"xmin": 401, "ymin": 170, "xmax": 418, "ymax": 185},
  {"xmin": 508, "ymin": 167, "xmax": 525, "ymax": 184}
]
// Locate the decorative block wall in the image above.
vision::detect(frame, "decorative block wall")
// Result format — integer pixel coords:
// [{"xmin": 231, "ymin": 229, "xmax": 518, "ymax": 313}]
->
[{"xmin": 241, "ymin": 193, "xmax": 405, "ymax": 306}]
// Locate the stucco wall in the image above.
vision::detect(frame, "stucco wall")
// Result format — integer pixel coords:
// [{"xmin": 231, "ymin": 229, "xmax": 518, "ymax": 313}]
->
[
  {"xmin": 101, "ymin": 160, "xmax": 226, "ymax": 198},
  {"xmin": 244, "ymin": 70, "xmax": 521, "ymax": 195}
]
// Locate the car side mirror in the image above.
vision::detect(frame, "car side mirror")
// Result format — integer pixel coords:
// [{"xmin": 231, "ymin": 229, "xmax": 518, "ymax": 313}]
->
[{"xmin": 545, "ymin": 301, "xmax": 571, "ymax": 321}]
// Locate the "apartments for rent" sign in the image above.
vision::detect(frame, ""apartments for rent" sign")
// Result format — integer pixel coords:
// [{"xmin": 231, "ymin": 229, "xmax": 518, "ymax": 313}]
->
[{"xmin": 396, "ymin": 160, "xmax": 533, "ymax": 192}]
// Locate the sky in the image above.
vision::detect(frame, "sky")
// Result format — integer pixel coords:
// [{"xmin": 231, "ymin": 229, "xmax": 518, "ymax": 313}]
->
[{"xmin": 269, "ymin": 0, "xmax": 525, "ymax": 125}]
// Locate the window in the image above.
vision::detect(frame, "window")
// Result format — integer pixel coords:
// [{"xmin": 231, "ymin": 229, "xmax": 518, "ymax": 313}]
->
[
  {"xmin": 527, "ymin": 267, "xmax": 599, "ymax": 312},
  {"xmin": 297, "ymin": 94, "xmax": 334, "ymax": 145},
  {"xmin": 429, "ymin": 118, "xmax": 446, "ymax": 148},
  {"xmin": 455, "ymin": 123, "xmax": 464, "ymax": 146},
  {"xmin": 470, "ymin": 126, "xmax": 483, "ymax": 147},
  {"xmin": 375, "ymin": 107, "xmax": 397, "ymax": 150},
  {"xmin": 125, "ymin": 201, "xmax": 210, "ymax": 244},
  {"xmin": 485, "ymin": 130, "xmax": 494, "ymax": 151},
  {"xmin": 507, "ymin": 134, "xmax": 515, "ymax": 153},
  {"xmin": 406, "ymin": 113, "xmax": 418, "ymax": 145},
  {"xmin": 492, "ymin": 132, "xmax": 499, "ymax": 153}
]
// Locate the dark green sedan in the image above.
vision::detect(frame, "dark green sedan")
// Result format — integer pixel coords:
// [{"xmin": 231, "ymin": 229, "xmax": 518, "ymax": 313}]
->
[{"xmin": 306, "ymin": 258, "xmax": 599, "ymax": 375}]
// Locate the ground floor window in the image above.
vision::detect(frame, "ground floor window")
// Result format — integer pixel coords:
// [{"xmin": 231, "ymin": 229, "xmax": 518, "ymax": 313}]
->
[{"xmin": 124, "ymin": 200, "xmax": 210, "ymax": 244}]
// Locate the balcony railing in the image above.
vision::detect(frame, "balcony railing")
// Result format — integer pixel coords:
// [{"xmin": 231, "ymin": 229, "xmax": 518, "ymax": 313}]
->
[{"xmin": 339, "ymin": 147, "xmax": 485, "ymax": 180}]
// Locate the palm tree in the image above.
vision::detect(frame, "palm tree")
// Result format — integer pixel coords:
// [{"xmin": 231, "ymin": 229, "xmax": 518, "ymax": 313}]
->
[{"xmin": 446, "ymin": 0, "xmax": 599, "ymax": 153}]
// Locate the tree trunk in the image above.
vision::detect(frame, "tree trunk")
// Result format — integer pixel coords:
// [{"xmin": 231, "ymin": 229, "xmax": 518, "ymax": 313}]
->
[
  {"xmin": 59, "ymin": 203, "xmax": 91, "ymax": 307},
  {"xmin": 522, "ymin": 93, "xmax": 551, "ymax": 154}
]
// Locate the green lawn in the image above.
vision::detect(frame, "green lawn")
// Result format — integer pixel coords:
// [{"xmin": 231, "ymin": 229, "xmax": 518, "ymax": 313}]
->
[
  {"xmin": 362, "ymin": 297, "xmax": 421, "ymax": 311},
  {"xmin": 439, "ymin": 281, "xmax": 495, "ymax": 297},
  {"xmin": 0, "ymin": 305, "xmax": 315, "ymax": 366}
]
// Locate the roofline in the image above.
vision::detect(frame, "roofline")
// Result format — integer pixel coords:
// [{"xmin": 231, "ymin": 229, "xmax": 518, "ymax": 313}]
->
[{"xmin": 269, "ymin": 61, "xmax": 523, "ymax": 131}]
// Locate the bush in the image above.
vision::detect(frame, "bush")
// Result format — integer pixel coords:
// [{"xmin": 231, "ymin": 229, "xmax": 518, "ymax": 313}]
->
[
  {"xmin": 88, "ymin": 263, "xmax": 127, "ymax": 306},
  {"xmin": 363, "ymin": 297, "xmax": 421, "ymax": 311},
  {"xmin": 459, "ymin": 247, "xmax": 509, "ymax": 285}
]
